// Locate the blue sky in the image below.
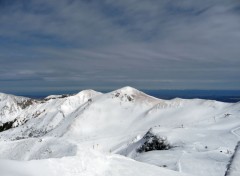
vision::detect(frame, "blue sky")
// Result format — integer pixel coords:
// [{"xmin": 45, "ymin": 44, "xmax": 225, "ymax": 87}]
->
[{"xmin": 0, "ymin": 0, "xmax": 240, "ymax": 94}]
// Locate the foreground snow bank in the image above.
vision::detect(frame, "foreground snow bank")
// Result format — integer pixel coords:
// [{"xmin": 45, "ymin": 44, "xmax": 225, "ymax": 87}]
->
[{"xmin": 0, "ymin": 149, "xmax": 191, "ymax": 176}]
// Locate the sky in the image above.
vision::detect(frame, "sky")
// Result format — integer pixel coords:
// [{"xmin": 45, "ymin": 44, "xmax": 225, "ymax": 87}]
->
[{"xmin": 0, "ymin": 0, "xmax": 240, "ymax": 95}]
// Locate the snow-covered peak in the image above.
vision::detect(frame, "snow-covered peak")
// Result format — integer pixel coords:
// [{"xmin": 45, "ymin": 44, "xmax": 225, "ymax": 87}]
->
[
  {"xmin": 58, "ymin": 89, "xmax": 102, "ymax": 116},
  {"xmin": 44, "ymin": 90, "xmax": 102, "ymax": 102},
  {"xmin": 73, "ymin": 89, "xmax": 102, "ymax": 103},
  {"xmin": 75, "ymin": 89, "xmax": 102, "ymax": 99},
  {"xmin": 111, "ymin": 86, "xmax": 160, "ymax": 105},
  {"xmin": 0, "ymin": 92, "xmax": 29, "ymax": 102},
  {"xmin": 0, "ymin": 92, "xmax": 8, "ymax": 99},
  {"xmin": 115, "ymin": 86, "xmax": 140, "ymax": 95}
]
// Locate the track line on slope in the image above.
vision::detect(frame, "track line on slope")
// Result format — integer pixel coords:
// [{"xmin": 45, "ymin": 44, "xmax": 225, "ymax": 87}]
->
[
  {"xmin": 224, "ymin": 126, "xmax": 240, "ymax": 176},
  {"xmin": 231, "ymin": 127, "xmax": 240, "ymax": 138},
  {"xmin": 224, "ymin": 141, "xmax": 240, "ymax": 176},
  {"xmin": 177, "ymin": 150, "xmax": 186, "ymax": 173}
]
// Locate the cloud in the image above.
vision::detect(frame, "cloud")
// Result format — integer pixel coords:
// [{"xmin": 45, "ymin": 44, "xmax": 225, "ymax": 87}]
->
[{"xmin": 0, "ymin": 0, "xmax": 240, "ymax": 94}]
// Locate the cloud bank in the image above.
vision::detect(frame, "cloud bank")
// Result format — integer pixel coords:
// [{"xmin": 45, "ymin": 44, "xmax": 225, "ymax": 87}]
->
[{"xmin": 0, "ymin": 0, "xmax": 240, "ymax": 94}]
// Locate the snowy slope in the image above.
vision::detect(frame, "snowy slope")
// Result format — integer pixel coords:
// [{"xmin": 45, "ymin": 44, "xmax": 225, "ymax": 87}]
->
[
  {"xmin": 0, "ymin": 89, "xmax": 102, "ymax": 139},
  {"xmin": 0, "ymin": 86, "xmax": 240, "ymax": 176},
  {"xmin": 0, "ymin": 93, "xmax": 34, "ymax": 123}
]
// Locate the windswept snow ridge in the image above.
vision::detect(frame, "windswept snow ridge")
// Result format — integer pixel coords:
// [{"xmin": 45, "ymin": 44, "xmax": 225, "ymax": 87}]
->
[{"xmin": 0, "ymin": 86, "xmax": 240, "ymax": 176}]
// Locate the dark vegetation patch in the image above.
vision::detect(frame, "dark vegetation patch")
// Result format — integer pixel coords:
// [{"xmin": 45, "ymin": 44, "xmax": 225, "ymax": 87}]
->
[
  {"xmin": 112, "ymin": 92, "xmax": 134, "ymax": 102},
  {"xmin": 27, "ymin": 129, "xmax": 48, "ymax": 138},
  {"xmin": 0, "ymin": 116, "xmax": 30, "ymax": 133},
  {"xmin": 0, "ymin": 119, "xmax": 16, "ymax": 132},
  {"xmin": 44, "ymin": 94, "xmax": 72, "ymax": 101},
  {"xmin": 32, "ymin": 110, "xmax": 45, "ymax": 118},
  {"xmin": 126, "ymin": 94, "xmax": 134, "ymax": 101},
  {"xmin": 137, "ymin": 129, "xmax": 170, "ymax": 153},
  {"xmin": 17, "ymin": 99, "xmax": 35, "ymax": 109}
]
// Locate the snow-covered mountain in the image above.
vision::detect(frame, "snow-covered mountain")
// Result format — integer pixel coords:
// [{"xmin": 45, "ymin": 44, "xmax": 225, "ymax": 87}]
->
[{"xmin": 0, "ymin": 86, "xmax": 240, "ymax": 176}]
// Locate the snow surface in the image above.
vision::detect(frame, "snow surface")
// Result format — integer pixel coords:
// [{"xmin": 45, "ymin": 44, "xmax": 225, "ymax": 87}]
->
[{"xmin": 0, "ymin": 86, "xmax": 240, "ymax": 176}]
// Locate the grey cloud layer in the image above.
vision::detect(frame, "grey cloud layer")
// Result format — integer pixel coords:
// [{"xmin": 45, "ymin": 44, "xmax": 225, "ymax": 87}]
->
[{"xmin": 0, "ymin": 0, "xmax": 240, "ymax": 93}]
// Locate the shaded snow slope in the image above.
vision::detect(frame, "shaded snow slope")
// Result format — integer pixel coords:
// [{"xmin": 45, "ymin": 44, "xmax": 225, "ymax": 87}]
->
[{"xmin": 0, "ymin": 86, "xmax": 240, "ymax": 176}]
